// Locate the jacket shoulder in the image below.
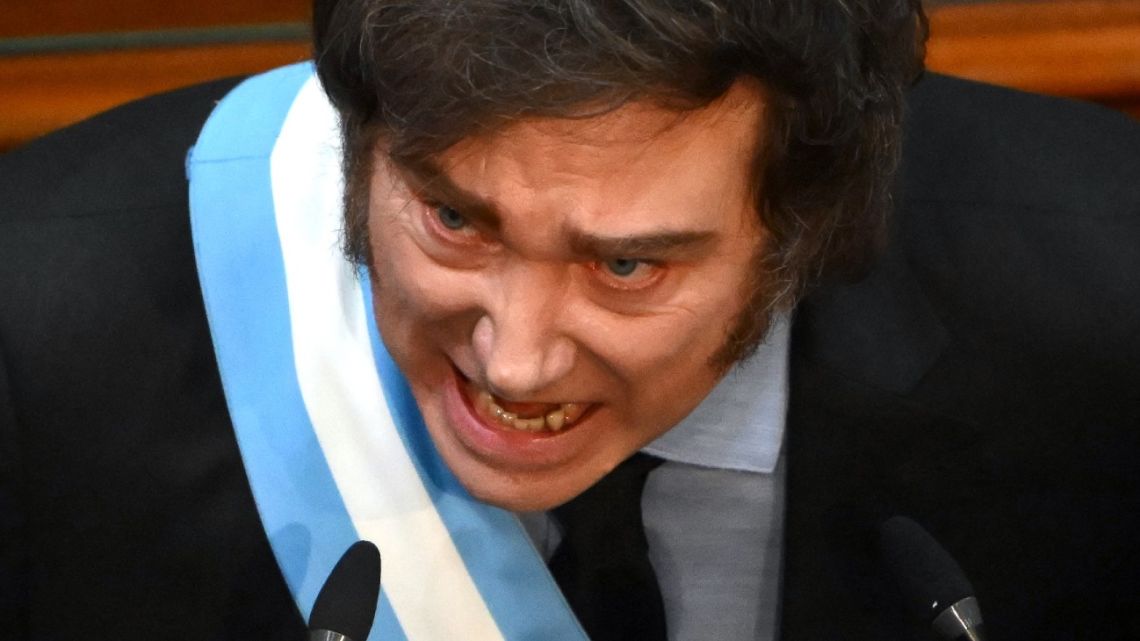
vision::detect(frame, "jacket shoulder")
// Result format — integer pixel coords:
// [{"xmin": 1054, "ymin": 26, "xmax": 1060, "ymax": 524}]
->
[
  {"xmin": 900, "ymin": 73, "xmax": 1140, "ymax": 216},
  {"xmin": 0, "ymin": 76, "xmax": 243, "ymax": 224}
]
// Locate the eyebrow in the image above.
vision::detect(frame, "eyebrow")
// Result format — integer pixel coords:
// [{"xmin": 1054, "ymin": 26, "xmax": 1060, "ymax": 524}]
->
[
  {"xmin": 567, "ymin": 229, "xmax": 717, "ymax": 258},
  {"xmin": 399, "ymin": 158, "xmax": 718, "ymax": 258},
  {"xmin": 398, "ymin": 159, "xmax": 503, "ymax": 231}
]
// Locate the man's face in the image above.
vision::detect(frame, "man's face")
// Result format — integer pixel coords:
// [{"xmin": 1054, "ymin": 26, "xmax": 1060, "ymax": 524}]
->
[{"xmin": 366, "ymin": 81, "xmax": 768, "ymax": 511}]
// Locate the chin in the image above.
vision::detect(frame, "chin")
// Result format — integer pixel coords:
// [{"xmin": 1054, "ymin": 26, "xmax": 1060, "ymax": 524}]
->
[
  {"xmin": 469, "ymin": 487, "xmax": 561, "ymax": 513},
  {"xmin": 451, "ymin": 458, "xmax": 606, "ymax": 512}
]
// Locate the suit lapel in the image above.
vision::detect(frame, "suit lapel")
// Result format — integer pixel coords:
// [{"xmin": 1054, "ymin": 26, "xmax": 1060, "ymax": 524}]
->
[{"xmin": 780, "ymin": 234, "xmax": 953, "ymax": 640}]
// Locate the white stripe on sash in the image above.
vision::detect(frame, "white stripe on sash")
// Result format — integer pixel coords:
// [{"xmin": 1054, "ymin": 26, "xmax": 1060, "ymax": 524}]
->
[{"xmin": 269, "ymin": 78, "xmax": 506, "ymax": 641}]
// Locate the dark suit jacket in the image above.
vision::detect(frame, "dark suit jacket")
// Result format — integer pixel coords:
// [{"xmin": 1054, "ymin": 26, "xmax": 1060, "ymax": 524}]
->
[{"xmin": 2, "ymin": 73, "xmax": 1138, "ymax": 640}]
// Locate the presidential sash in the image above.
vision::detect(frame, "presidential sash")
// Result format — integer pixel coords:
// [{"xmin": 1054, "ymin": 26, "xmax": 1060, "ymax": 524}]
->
[{"xmin": 187, "ymin": 63, "xmax": 586, "ymax": 641}]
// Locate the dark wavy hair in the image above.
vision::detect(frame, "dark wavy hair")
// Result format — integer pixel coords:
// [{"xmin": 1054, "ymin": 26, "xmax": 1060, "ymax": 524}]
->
[{"xmin": 312, "ymin": 0, "xmax": 927, "ymax": 366}]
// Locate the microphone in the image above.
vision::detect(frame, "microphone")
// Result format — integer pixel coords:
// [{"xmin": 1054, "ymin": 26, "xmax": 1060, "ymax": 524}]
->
[
  {"xmin": 878, "ymin": 516, "xmax": 986, "ymax": 641},
  {"xmin": 308, "ymin": 540, "xmax": 382, "ymax": 641}
]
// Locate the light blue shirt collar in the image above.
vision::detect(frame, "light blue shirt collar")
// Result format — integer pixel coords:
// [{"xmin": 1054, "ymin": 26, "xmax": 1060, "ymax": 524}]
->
[{"xmin": 641, "ymin": 314, "xmax": 790, "ymax": 474}]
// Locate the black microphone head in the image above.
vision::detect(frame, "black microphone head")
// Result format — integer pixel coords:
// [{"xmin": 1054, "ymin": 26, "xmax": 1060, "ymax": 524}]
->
[
  {"xmin": 309, "ymin": 540, "xmax": 382, "ymax": 641},
  {"xmin": 878, "ymin": 516, "xmax": 974, "ymax": 624}
]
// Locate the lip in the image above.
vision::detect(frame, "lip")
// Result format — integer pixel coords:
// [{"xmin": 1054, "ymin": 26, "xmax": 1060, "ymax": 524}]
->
[{"xmin": 441, "ymin": 366, "xmax": 597, "ymax": 470}]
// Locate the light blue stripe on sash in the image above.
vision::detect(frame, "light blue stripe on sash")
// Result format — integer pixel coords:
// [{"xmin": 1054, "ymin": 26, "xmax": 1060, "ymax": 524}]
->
[
  {"xmin": 187, "ymin": 63, "xmax": 406, "ymax": 641},
  {"xmin": 188, "ymin": 63, "xmax": 586, "ymax": 640}
]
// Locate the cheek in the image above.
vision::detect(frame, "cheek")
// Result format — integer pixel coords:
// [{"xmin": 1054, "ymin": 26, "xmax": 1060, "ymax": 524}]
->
[
  {"xmin": 623, "ymin": 328, "xmax": 724, "ymax": 435},
  {"xmin": 599, "ymin": 331, "xmax": 722, "ymax": 446},
  {"xmin": 368, "ymin": 224, "xmax": 488, "ymax": 392},
  {"xmin": 575, "ymin": 293, "xmax": 740, "ymax": 423},
  {"xmin": 368, "ymin": 216, "xmax": 484, "ymax": 321},
  {"xmin": 577, "ymin": 293, "xmax": 739, "ymax": 376}
]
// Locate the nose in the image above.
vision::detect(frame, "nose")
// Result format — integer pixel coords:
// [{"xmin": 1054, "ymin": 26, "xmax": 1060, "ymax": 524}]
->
[{"xmin": 471, "ymin": 265, "xmax": 576, "ymax": 399}]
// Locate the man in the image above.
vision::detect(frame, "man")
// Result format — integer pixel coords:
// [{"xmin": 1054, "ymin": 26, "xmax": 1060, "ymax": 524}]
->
[{"xmin": 2, "ymin": 1, "xmax": 1138, "ymax": 640}]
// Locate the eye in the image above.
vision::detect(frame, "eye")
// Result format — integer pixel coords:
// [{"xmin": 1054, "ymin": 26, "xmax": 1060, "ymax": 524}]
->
[
  {"xmin": 417, "ymin": 200, "xmax": 487, "ymax": 257},
  {"xmin": 436, "ymin": 205, "xmax": 469, "ymax": 230},
  {"xmin": 590, "ymin": 258, "xmax": 663, "ymax": 291},
  {"xmin": 422, "ymin": 202, "xmax": 480, "ymax": 243},
  {"xmin": 603, "ymin": 258, "xmax": 643, "ymax": 277}
]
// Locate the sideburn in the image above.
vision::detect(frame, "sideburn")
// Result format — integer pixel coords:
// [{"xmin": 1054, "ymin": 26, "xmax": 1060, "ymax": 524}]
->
[
  {"xmin": 341, "ymin": 124, "xmax": 384, "ymax": 266},
  {"xmin": 708, "ymin": 240, "xmax": 791, "ymax": 374}
]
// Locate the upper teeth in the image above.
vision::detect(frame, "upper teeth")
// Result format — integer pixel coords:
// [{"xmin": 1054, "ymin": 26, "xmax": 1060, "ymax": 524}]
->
[{"xmin": 476, "ymin": 391, "xmax": 586, "ymax": 432}]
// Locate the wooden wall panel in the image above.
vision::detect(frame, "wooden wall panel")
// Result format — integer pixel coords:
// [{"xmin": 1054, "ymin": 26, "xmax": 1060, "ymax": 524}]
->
[
  {"xmin": 0, "ymin": 0, "xmax": 309, "ymax": 37},
  {"xmin": 925, "ymin": 0, "xmax": 1140, "ymax": 116},
  {"xmin": 0, "ymin": 43, "xmax": 311, "ymax": 150},
  {"xmin": 1, "ymin": 0, "xmax": 1138, "ymax": 151}
]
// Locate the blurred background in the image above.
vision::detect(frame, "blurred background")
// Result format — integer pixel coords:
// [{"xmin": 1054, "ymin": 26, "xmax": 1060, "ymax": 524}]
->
[{"xmin": 1, "ymin": 0, "xmax": 1138, "ymax": 151}]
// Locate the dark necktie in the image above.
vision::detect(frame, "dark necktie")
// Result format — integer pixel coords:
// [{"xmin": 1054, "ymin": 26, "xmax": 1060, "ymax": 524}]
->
[{"xmin": 549, "ymin": 453, "xmax": 667, "ymax": 641}]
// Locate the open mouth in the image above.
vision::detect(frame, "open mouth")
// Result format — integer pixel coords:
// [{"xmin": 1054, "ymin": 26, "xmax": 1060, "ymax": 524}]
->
[{"xmin": 454, "ymin": 367, "xmax": 592, "ymax": 434}]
